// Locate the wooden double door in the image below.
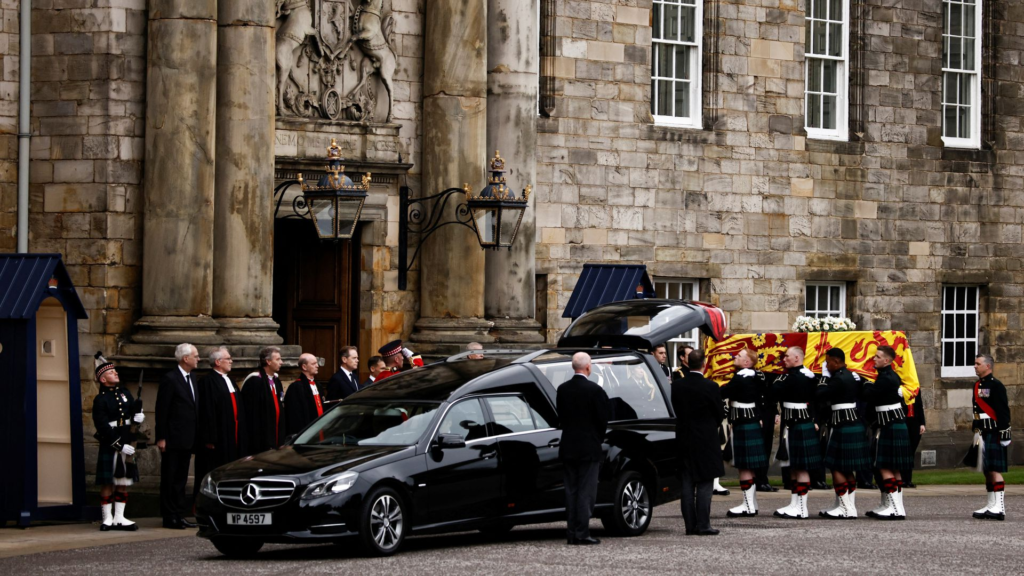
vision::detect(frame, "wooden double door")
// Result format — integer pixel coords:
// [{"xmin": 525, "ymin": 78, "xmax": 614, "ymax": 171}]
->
[{"xmin": 273, "ymin": 219, "xmax": 359, "ymax": 378}]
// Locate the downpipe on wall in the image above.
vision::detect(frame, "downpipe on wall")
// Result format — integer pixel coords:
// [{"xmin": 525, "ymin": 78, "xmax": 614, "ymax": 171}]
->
[{"xmin": 16, "ymin": 0, "xmax": 30, "ymax": 253}]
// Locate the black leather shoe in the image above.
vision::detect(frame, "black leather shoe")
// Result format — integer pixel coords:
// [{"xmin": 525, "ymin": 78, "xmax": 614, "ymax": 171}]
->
[
  {"xmin": 179, "ymin": 518, "xmax": 197, "ymax": 528},
  {"xmin": 904, "ymin": 482, "xmax": 917, "ymax": 489},
  {"xmin": 575, "ymin": 537, "xmax": 601, "ymax": 545},
  {"xmin": 567, "ymin": 538, "xmax": 577, "ymax": 545},
  {"xmin": 685, "ymin": 530, "xmax": 696, "ymax": 535},
  {"xmin": 811, "ymin": 481, "xmax": 829, "ymax": 490},
  {"xmin": 712, "ymin": 488, "xmax": 730, "ymax": 496},
  {"xmin": 162, "ymin": 519, "xmax": 186, "ymax": 530},
  {"xmin": 756, "ymin": 483, "xmax": 777, "ymax": 492},
  {"xmin": 697, "ymin": 528, "xmax": 720, "ymax": 536},
  {"xmin": 858, "ymin": 482, "xmax": 877, "ymax": 490}
]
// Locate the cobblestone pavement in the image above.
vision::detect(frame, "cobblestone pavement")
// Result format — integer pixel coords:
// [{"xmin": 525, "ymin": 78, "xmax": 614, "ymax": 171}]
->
[{"xmin": 0, "ymin": 490, "xmax": 1018, "ymax": 575}]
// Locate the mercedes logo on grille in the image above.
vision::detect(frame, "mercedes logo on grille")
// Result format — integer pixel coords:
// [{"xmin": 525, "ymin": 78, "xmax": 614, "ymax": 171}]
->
[{"xmin": 240, "ymin": 483, "xmax": 261, "ymax": 506}]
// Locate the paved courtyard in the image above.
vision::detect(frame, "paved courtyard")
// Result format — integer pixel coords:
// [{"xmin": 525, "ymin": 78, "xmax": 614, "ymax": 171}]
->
[{"xmin": 0, "ymin": 488, "xmax": 1017, "ymax": 575}]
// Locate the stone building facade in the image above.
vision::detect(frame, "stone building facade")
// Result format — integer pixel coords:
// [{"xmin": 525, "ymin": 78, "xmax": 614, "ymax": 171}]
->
[{"xmin": 2, "ymin": 0, "xmax": 1021, "ymax": 476}]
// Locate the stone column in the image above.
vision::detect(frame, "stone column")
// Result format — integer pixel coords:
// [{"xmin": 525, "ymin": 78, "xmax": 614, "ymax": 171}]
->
[
  {"xmin": 412, "ymin": 0, "xmax": 493, "ymax": 354},
  {"xmin": 211, "ymin": 0, "xmax": 281, "ymax": 344},
  {"xmin": 134, "ymin": 1, "xmax": 219, "ymax": 344},
  {"xmin": 485, "ymin": 0, "xmax": 543, "ymax": 344}
]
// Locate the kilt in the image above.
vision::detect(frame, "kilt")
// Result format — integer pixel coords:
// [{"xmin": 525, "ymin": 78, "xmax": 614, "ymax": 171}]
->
[
  {"xmin": 95, "ymin": 445, "xmax": 139, "ymax": 486},
  {"xmin": 824, "ymin": 421, "xmax": 870, "ymax": 473},
  {"xmin": 982, "ymin": 430, "xmax": 1009, "ymax": 473},
  {"xmin": 730, "ymin": 421, "xmax": 768, "ymax": 470},
  {"xmin": 873, "ymin": 421, "xmax": 912, "ymax": 470},
  {"xmin": 783, "ymin": 420, "xmax": 823, "ymax": 470}
]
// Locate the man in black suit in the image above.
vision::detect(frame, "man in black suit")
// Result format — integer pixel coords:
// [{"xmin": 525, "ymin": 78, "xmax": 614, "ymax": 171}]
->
[
  {"xmin": 652, "ymin": 343, "xmax": 670, "ymax": 378},
  {"xmin": 327, "ymin": 346, "xmax": 360, "ymax": 400},
  {"xmin": 672, "ymin": 350, "xmax": 724, "ymax": 536},
  {"xmin": 556, "ymin": 352, "xmax": 610, "ymax": 546},
  {"xmin": 194, "ymin": 346, "xmax": 246, "ymax": 503},
  {"xmin": 155, "ymin": 343, "xmax": 200, "ymax": 529},
  {"xmin": 284, "ymin": 353, "xmax": 326, "ymax": 436},
  {"xmin": 363, "ymin": 355, "xmax": 385, "ymax": 388}
]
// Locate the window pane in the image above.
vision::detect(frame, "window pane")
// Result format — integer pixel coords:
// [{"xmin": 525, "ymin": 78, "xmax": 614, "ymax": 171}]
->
[
  {"xmin": 680, "ymin": 6, "xmax": 695, "ymax": 42},
  {"xmin": 653, "ymin": 3, "xmax": 661, "ymax": 39},
  {"xmin": 817, "ymin": 286, "xmax": 828, "ymax": 311},
  {"xmin": 812, "ymin": 21, "xmax": 827, "ymax": 55},
  {"xmin": 955, "ymin": 341, "xmax": 965, "ymax": 367},
  {"xmin": 675, "ymin": 81, "xmax": 690, "ymax": 118},
  {"xmin": 597, "ymin": 361, "xmax": 670, "ymax": 420},
  {"xmin": 966, "ymin": 312, "xmax": 976, "ymax": 338},
  {"xmin": 806, "ymin": 287, "xmax": 815, "ymax": 312},
  {"xmin": 950, "ymin": 3, "xmax": 962, "ymax": 37},
  {"xmin": 485, "ymin": 397, "xmax": 537, "ymax": 434},
  {"xmin": 658, "ymin": 44, "xmax": 672, "ymax": 78},
  {"xmin": 943, "ymin": 341, "xmax": 954, "ymax": 366},
  {"xmin": 664, "ymin": 4, "xmax": 679, "ymax": 41},
  {"xmin": 812, "ymin": 0, "xmax": 825, "ymax": 19},
  {"xmin": 828, "ymin": 23, "xmax": 843, "ymax": 57},
  {"xmin": 956, "ymin": 313, "xmax": 965, "ymax": 338},
  {"xmin": 658, "ymin": 80, "xmax": 672, "ymax": 115},
  {"xmin": 958, "ymin": 105, "xmax": 970, "ymax": 139},
  {"xmin": 943, "ymin": 311, "xmax": 954, "ymax": 339},
  {"xmin": 959, "ymin": 74, "xmax": 971, "ymax": 105},
  {"xmin": 829, "ymin": 0, "xmax": 841, "ymax": 20},
  {"xmin": 967, "ymin": 286, "xmax": 977, "ymax": 309},
  {"xmin": 944, "ymin": 73, "xmax": 957, "ymax": 104},
  {"xmin": 966, "ymin": 341, "xmax": 977, "ymax": 364},
  {"xmin": 822, "ymin": 95, "xmax": 836, "ymax": 129},
  {"xmin": 805, "ymin": 20, "xmax": 812, "ymax": 52},
  {"xmin": 830, "ymin": 286, "xmax": 841, "ymax": 312},
  {"xmin": 944, "ymin": 105, "xmax": 957, "ymax": 137},
  {"xmin": 808, "ymin": 60, "xmax": 822, "ymax": 92},
  {"xmin": 964, "ymin": 5, "xmax": 976, "ymax": 39},
  {"xmin": 675, "ymin": 45, "xmax": 690, "ymax": 79},
  {"xmin": 439, "ymin": 399, "xmax": 487, "ymax": 441},
  {"xmin": 807, "ymin": 94, "xmax": 821, "ymax": 128},
  {"xmin": 963, "ymin": 35, "xmax": 975, "ymax": 71},
  {"xmin": 956, "ymin": 286, "xmax": 966, "ymax": 310},
  {"xmin": 823, "ymin": 60, "xmax": 838, "ymax": 92},
  {"xmin": 950, "ymin": 37, "xmax": 962, "ymax": 70}
]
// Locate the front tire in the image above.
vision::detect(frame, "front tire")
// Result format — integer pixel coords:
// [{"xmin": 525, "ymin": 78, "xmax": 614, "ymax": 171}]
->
[
  {"xmin": 357, "ymin": 487, "xmax": 407, "ymax": 556},
  {"xmin": 600, "ymin": 471, "xmax": 652, "ymax": 536},
  {"xmin": 211, "ymin": 537, "xmax": 263, "ymax": 558}
]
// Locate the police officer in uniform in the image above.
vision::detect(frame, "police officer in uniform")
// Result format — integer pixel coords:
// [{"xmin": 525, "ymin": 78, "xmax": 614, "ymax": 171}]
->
[
  {"xmin": 92, "ymin": 352, "xmax": 143, "ymax": 531},
  {"xmin": 971, "ymin": 354, "xmax": 1012, "ymax": 521}
]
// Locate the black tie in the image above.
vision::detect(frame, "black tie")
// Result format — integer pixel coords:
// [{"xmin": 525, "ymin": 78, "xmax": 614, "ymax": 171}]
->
[{"xmin": 350, "ymin": 372, "xmax": 359, "ymax": 390}]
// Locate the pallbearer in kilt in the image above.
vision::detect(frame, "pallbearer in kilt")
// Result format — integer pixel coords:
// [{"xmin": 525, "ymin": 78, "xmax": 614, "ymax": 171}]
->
[
  {"xmin": 771, "ymin": 347, "xmax": 822, "ymax": 519},
  {"xmin": 971, "ymin": 354, "xmax": 1012, "ymax": 521},
  {"xmin": 720, "ymin": 347, "xmax": 769, "ymax": 517},
  {"xmin": 863, "ymin": 346, "xmax": 911, "ymax": 520},
  {"xmin": 816, "ymin": 347, "xmax": 869, "ymax": 519},
  {"xmin": 92, "ymin": 352, "xmax": 144, "ymax": 531}
]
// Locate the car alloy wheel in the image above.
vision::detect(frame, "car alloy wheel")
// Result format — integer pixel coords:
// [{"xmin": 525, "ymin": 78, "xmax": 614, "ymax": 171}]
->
[
  {"xmin": 358, "ymin": 487, "xmax": 406, "ymax": 556},
  {"xmin": 621, "ymin": 479, "xmax": 650, "ymax": 530},
  {"xmin": 601, "ymin": 470, "xmax": 652, "ymax": 536}
]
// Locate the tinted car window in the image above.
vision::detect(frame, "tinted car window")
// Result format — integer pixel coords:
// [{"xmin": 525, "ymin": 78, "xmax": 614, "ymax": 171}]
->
[
  {"xmin": 486, "ymin": 396, "xmax": 550, "ymax": 434},
  {"xmin": 540, "ymin": 357, "xmax": 670, "ymax": 421},
  {"xmin": 294, "ymin": 401, "xmax": 440, "ymax": 446},
  {"xmin": 438, "ymin": 399, "xmax": 489, "ymax": 441}
]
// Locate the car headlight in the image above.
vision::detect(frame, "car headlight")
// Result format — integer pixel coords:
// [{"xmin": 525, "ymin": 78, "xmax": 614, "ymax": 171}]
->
[
  {"xmin": 200, "ymin": 474, "xmax": 217, "ymax": 498},
  {"xmin": 302, "ymin": 471, "xmax": 359, "ymax": 500}
]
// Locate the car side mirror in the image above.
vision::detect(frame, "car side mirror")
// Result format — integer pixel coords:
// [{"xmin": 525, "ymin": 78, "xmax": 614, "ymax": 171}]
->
[
  {"xmin": 283, "ymin": 433, "xmax": 298, "ymax": 445},
  {"xmin": 436, "ymin": 433, "xmax": 466, "ymax": 449}
]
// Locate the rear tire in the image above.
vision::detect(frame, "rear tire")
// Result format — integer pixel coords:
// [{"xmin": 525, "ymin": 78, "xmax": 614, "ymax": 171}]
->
[
  {"xmin": 600, "ymin": 470, "xmax": 652, "ymax": 537},
  {"xmin": 357, "ymin": 487, "xmax": 407, "ymax": 556},
  {"xmin": 211, "ymin": 537, "xmax": 263, "ymax": 558}
]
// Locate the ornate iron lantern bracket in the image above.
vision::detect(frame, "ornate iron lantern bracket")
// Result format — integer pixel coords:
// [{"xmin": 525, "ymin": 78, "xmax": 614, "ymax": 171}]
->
[{"xmin": 398, "ymin": 151, "xmax": 530, "ymax": 290}]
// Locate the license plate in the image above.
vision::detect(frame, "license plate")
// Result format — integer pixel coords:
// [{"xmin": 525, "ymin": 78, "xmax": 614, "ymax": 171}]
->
[{"xmin": 227, "ymin": 513, "xmax": 272, "ymax": 525}]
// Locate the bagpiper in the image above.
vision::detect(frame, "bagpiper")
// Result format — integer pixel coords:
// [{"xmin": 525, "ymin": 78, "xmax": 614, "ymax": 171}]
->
[
  {"xmin": 720, "ymin": 347, "xmax": 770, "ymax": 517},
  {"xmin": 374, "ymin": 340, "xmax": 423, "ymax": 383},
  {"xmin": 863, "ymin": 345, "xmax": 912, "ymax": 520},
  {"xmin": 971, "ymin": 354, "xmax": 1012, "ymax": 521},
  {"xmin": 817, "ymin": 347, "xmax": 870, "ymax": 519},
  {"xmin": 771, "ymin": 346, "xmax": 822, "ymax": 519},
  {"xmin": 92, "ymin": 352, "xmax": 143, "ymax": 531}
]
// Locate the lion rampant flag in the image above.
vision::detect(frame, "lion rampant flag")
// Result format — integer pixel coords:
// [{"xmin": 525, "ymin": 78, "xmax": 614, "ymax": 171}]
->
[{"xmin": 704, "ymin": 331, "xmax": 920, "ymax": 405}]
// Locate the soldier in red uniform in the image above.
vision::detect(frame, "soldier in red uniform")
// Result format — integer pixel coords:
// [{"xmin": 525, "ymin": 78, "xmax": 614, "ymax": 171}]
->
[{"xmin": 374, "ymin": 340, "xmax": 423, "ymax": 382}]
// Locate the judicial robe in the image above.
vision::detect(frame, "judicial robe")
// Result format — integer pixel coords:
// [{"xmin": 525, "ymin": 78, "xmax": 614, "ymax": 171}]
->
[
  {"xmin": 241, "ymin": 370, "xmax": 285, "ymax": 455},
  {"xmin": 197, "ymin": 371, "xmax": 247, "ymax": 467},
  {"xmin": 284, "ymin": 378, "xmax": 326, "ymax": 436}
]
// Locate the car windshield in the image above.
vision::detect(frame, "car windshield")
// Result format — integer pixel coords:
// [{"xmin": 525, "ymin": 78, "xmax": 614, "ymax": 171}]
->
[{"xmin": 294, "ymin": 401, "xmax": 441, "ymax": 447}]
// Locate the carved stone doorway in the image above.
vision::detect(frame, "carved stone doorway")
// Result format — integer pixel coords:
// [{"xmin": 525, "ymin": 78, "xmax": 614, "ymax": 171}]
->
[{"xmin": 272, "ymin": 219, "xmax": 360, "ymax": 378}]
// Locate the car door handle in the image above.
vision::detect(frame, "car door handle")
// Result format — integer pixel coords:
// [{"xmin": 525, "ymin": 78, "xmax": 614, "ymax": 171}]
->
[
  {"xmin": 481, "ymin": 451, "xmax": 496, "ymax": 459},
  {"xmin": 547, "ymin": 439, "xmax": 560, "ymax": 448}
]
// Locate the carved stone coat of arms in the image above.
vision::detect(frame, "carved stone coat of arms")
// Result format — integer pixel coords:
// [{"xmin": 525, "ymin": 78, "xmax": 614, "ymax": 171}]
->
[{"xmin": 276, "ymin": 0, "xmax": 397, "ymax": 124}]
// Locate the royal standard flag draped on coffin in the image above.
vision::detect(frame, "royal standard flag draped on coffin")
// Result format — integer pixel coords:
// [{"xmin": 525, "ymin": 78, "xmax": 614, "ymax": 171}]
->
[{"xmin": 703, "ymin": 331, "xmax": 920, "ymax": 405}]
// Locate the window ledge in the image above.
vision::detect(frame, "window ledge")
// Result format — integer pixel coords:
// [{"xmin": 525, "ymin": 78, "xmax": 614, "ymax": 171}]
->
[
  {"xmin": 940, "ymin": 147, "xmax": 995, "ymax": 163},
  {"xmin": 643, "ymin": 123, "xmax": 720, "ymax": 144}
]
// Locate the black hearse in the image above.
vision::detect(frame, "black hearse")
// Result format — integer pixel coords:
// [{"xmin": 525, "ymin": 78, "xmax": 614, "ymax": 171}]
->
[{"xmin": 196, "ymin": 300, "xmax": 727, "ymax": 556}]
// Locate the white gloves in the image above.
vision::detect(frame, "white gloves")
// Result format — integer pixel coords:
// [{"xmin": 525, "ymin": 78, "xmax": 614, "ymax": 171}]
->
[
  {"xmin": 401, "ymin": 347, "xmax": 414, "ymax": 359},
  {"xmin": 1001, "ymin": 440, "xmax": 1011, "ymax": 447},
  {"xmin": 821, "ymin": 362, "xmax": 831, "ymax": 378},
  {"xmin": 121, "ymin": 444, "xmax": 136, "ymax": 456},
  {"xmin": 737, "ymin": 368, "xmax": 755, "ymax": 377},
  {"xmin": 800, "ymin": 367, "xmax": 815, "ymax": 379},
  {"xmin": 133, "ymin": 413, "xmax": 145, "ymax": 424}
]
